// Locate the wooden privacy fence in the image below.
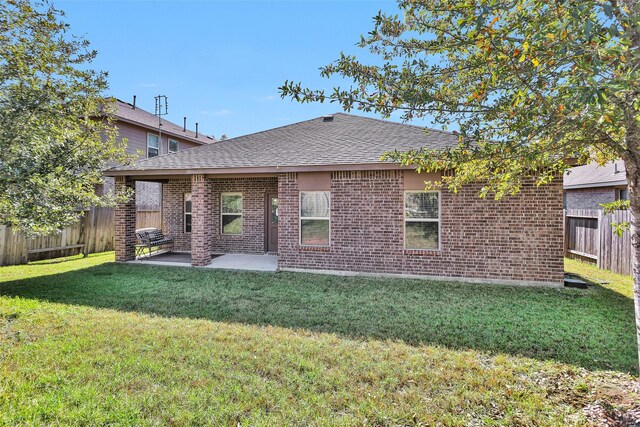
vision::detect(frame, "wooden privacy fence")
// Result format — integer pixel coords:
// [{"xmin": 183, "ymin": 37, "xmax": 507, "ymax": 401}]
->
[
  {"xmin": 1, "ymin": 207, "xmax": 114, "ymax": 266},
  {"xmin": 564, "ymin": 208, "xmax": 633, "ymax": 275},
  {"xmin": 0, "ymin": 206, "xmax": 163, "ymax": 266},
  {"xmin": 136, "ymin": 210, "xmax": 162, "ymax": 230}
]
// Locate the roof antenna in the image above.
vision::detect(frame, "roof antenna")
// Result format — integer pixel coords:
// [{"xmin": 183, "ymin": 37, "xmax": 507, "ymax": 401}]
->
[
  {"xmin": 132, "ymin": 95, "xmax": 136, "ymax": 110},
  {"xmin": 154, "ymin": 95, "xmax": 168, "ymax": 152}
]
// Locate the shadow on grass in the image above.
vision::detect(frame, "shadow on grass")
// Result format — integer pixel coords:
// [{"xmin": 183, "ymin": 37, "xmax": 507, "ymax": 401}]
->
[{"xmin": 1, "ymin": 262, "xmax": 636, "ymax": 373}]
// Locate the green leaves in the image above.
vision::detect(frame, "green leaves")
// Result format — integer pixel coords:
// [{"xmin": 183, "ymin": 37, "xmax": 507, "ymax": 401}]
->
[
  {"xmin": 279, "ymin": 0, "xmax": 638, "ymax": 199},
  {"xmin": 0, "ymin": 0, "xmax": 133, "ymax": 235}
]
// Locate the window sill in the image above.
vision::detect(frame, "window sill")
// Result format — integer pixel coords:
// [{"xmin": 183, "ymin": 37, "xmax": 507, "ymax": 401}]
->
[
  {"xmin": 404, "ymin": 249, "xmax": 441, "ymax": 256},
  {"xmin": 299, "ymin": 245, "xmax": 330, "ymax": 252}
]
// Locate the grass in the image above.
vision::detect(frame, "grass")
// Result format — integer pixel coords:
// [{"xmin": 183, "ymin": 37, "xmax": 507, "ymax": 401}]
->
[{"xmin": 0, "ymin": 253, "xmax": 638, "ymax": 425}]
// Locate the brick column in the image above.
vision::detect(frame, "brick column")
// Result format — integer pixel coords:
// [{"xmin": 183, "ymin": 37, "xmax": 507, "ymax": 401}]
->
[
  {"xmin": 114, "ymin": 176, "xmax": 136, "ymax": 262},
  {"xmin": 191, "ymin": 174, "xmax": 212, "ymax": 266}
]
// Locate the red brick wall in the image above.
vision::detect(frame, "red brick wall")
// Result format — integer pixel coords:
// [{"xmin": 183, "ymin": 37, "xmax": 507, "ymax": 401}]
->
[
  {"xmin": 191, "ymin": 175, "xmax": 212, "ymax": 266},
  {"xmin": 278, "ymin": 171, "xmax": 564, "ymax": 284},
  {"xmin": 114, "ymin": 176, "xmax": 136, "ymax": 262},
  {"xmin": 161, "ymin": 177, "xmax": 278, "ymax": 255},
  {"xmin": 162, "ymin": 179, "xmax": 192, "ymax": 252},
  {"xmin": 210, "ymin": 177, "xmax": 278, "ymax": 254}
]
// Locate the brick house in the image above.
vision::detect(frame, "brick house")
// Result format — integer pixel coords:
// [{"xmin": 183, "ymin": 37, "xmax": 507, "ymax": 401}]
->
[
  {"xmin": 105, "ymin": 113, "xmax": 564, "ymax": 285},
  {"xmin": 564, "ymin": 160, "xmax": 628, "ymax": 210},
  {"xmin": 101, "ymin": 98, "xmax": 214, "ymax": 209}
]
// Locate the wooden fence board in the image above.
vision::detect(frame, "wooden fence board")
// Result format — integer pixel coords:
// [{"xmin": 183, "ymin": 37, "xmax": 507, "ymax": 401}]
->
[
  {"xmin": 136, "ymin": 210, "xmax": 162, "ymax": 230},
  {"xmin": 565, "ymin": 208, "xmax": 633, "ymax": 276},
  {"xmin": 0, "ymin": 206, "xmax": 161, "ymax": 266}
]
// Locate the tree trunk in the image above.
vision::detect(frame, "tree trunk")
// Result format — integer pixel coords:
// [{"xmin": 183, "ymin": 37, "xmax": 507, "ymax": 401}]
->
[
  {"xmin": 623, "ymin": 125, "xmax": 640, "ymax": 374},
  {"xmin": 628, "ymin": 159, "xmax": 640, "ymax": 375}
]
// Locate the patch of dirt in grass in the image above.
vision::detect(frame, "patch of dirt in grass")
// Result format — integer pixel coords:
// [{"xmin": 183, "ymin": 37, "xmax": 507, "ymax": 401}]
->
[{"xmin": 555, "ymin": 369, "xmax": 640, "ymax": 426}]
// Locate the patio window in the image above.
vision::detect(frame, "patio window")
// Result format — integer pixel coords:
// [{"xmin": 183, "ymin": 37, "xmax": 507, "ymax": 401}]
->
[
  {"xmin": 184, "ymin": 193, "xmax": 192, "ymax": 233},
  {"xmin": 168, "ymin": 139, "xmax": 179, "ymax": 153},
  {"xmin": 221, "ymin": 193, "xmax": 243, "ymax": 234},
  {"xmin": 300, "ymin": 191, "xmax": 330, "ymax": 246},
  {"xmin": 404, "ymin": 191, "xmax": 440, "ymax": 250},
  {"xmin": 147, "ymin": 133, "xmax": 159, "ymax": 158}
]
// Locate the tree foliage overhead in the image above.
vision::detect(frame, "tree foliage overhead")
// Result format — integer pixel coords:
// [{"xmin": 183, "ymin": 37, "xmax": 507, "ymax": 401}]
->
[
  {"xmin": 280, "ymin": 0, "xmax": 639, "ymax": 198},
  {"xmin": 0, "ymin": 0, "xmax": 132, "ymax": 235}
]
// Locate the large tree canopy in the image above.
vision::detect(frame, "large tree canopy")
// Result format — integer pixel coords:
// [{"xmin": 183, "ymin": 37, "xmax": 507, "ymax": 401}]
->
[
  {"xmin": 0, "ymin": 0, "xmax": 131, "ymax": 235},
  {"xmin": 280, "ymin": 0, "xmax": 640, "ymax": 370}
]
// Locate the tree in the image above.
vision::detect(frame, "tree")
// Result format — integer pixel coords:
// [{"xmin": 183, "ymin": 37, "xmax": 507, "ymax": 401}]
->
[
  {"xmin": 0, "ymin": 0, "xmax": 131, "ymax": 235},
  {"xmin": 280, "ymin": 0, "xmax": 640, "ymax": 370}
]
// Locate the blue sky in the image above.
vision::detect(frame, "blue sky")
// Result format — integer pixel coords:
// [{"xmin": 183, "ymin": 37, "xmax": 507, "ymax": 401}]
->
[{"xmin": 55, "ymin": 0, "xmax": 415, "ymax": 138}]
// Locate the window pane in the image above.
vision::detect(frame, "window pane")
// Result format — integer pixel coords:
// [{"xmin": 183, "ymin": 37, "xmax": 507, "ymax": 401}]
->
[
  {"xmin": 405, "ymin": 221, "xmax": 439, "ymax": 249},
  {"xmin": 271, "ymin": 197, "xmax": 279, "ymax": 225},
  {"xmin": 405, "ymin": 192, "xmax": 439, "ymax": 219},
  {"xmin": 185, "ymin": 214, "xmax": 192, "ymax": 233},
  {"xmin": 184, "ymin": 200, "xmax": 192, "ymax": 214},
  {"xmin": 301, "ymin": 219, "xmax": 329, "ymax": 246},
  {"xmin": 222, "ymin": 194, "xmax": 242, "ymax": 214},
  {"xmin": 301, "ymin": 192, "xmax": 330, "ymax": 218},
  {"xmin": 148, "ymin": 147, "xmax": 159, "ymax": 158},
  {"xmin": 169, "ymin": 139, "xmax": 178, "ymax": 152},
  {"xmin": 222, "ymin": 214, "xmax": 242, "ymax": 234},
  {"xmin": 147, "ymin": 134, "xmax": 159, "ymax": 148}
]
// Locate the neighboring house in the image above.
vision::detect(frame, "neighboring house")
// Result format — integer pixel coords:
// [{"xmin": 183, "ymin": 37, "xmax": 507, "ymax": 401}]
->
[
  {"xmin": 105, "ymin": 113, "xmax": 564, "ymax": 285},
  {"xmin": 563, "ymin": 160, "xmax": 628, "ymax": 210},
  {"xmin": 100, "ymin": 98, "xmax": 214, "ymax": 209}
]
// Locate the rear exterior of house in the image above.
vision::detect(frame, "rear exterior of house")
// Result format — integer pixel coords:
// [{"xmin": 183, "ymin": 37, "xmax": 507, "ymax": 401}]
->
[{"xmin": 107, "ymin": 113, "xmax": 564, "ymax": 285}]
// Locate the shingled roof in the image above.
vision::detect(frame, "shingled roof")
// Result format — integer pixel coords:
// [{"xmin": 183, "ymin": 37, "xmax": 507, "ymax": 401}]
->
[
  {"xmin": 106, "ymin": 113, "xmax": 459, "ymax": 175},
  {"xmin": 113, "ymin": 99, "xmax": 213, "ymax": 145},
  {"xmin": 564, "ymin": 160, "xmax": 627, "ymax": 189}
]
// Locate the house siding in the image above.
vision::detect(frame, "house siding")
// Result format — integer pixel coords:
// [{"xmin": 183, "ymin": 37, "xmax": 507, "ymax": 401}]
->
[
  {"xmin": 564, "ymin": 187, "xmax": 616, "ymax": 210},
  {"xmin": 278, "ymin": 170, "xmax": 564, "ymax": 284},
  {"xmin": 115, "ymin": 120, "xmax": 201, "ymax": 158}
]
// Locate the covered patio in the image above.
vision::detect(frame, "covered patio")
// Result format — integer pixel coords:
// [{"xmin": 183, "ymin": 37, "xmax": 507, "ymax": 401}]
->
[{"xmin": 113, "ymin": 173, "xmax": 280, "ymax": 268}]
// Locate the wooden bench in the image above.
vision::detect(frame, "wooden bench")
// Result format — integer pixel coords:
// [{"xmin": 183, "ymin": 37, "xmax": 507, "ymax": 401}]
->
[{"xmin": 135, "ymin": 228, "xmax": 174, "ymax": 260}]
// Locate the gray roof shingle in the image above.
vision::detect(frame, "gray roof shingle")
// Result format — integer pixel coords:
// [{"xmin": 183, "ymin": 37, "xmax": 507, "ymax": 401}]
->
[
  {"xmin": 107, "ymin": 113, "xmax": 459, "ymax": 174},
  {"xmin": 564, "ymin": 160, "xmax": 627, "ymax": 189}
]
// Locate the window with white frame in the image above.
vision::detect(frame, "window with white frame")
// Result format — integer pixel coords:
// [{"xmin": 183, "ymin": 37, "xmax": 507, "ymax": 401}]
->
[
  {"xmin": 147, "ymin": 133, "xmax": 159, "ymax": 158},
  {"xmin": 168, "ymin": 139, "xmax": 179, "ymax": 153},
  {"xmin": 221, "ymin": 193, "xmax": 243, "ymax": 234},
  {"xmin": 404, "ymin": 191, "xmax": 440, "ymax": 250},
  {"xmin": 184, "ymin": 193, "xmax": 192, "ymax": 233},
  {"xmin": 300, "ymin": 191, "xmax": 330, "ymax": 246}
]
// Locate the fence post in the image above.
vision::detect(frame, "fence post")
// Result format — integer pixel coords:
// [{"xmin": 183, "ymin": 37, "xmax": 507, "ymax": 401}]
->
[
  {"xmin": 596, "ymin": 209, "xmax": 603, "ymax": 269},
  {"xmin": 563, "ymin": 209, "xmax": 568, "ymax": 258}
]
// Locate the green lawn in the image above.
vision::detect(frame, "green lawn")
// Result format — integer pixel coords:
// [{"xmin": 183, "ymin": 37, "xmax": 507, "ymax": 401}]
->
[{"xmin": 0, "ymin": 253, "xmax": 638, "ymax": 425}]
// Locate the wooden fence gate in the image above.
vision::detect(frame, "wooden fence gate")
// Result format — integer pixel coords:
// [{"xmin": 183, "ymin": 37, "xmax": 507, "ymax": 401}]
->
[{"xmin": 564, "ymin": 208, "xmax": 633, "ymax": 275}]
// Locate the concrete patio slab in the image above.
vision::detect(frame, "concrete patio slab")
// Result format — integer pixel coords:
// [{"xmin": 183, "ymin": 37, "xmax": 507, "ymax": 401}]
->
[
  {"xmin": 131, "ymin": 252, "xmax": 278, "ymax": 272},
  {"xmin": 205, "ymin": 254, "xmax": 278, "ymax": 272}
]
